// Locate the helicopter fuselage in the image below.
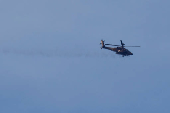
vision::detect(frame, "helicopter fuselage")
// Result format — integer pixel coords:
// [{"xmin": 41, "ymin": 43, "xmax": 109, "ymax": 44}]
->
[{"xmin": 103, "ymin": 46, "xmax": 133, "ymax": 56}]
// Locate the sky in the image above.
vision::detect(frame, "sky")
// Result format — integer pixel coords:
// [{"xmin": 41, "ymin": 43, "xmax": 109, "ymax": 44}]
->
[{"xmin": 0, "ymin": 0, "xmax": 170, "ymax": 113}]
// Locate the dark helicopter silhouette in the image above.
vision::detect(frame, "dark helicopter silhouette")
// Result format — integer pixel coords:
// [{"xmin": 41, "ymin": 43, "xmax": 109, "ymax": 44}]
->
[{"xmin": 100, "ymin": 40, "xmax": 140, "ymax": 57}]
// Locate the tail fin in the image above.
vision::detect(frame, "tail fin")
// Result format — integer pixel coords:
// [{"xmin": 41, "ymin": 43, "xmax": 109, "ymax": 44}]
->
[{"xmin": 100, "ymin": 40, "xmax": 105, "ymax": 49}]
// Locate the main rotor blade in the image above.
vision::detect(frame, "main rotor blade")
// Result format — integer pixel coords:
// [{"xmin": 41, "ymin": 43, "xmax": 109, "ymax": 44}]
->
[
  {"xmin": 105, "ymin": 44, "xmax": 120, "ymax": 46},
  {"xmin": 124, "ymin": 46, "xmax": 140, "ymax": 47}
]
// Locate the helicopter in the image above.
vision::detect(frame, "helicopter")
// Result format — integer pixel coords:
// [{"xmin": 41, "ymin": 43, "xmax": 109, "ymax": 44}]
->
[{"xmin": 100, "ymin": 40, "xmax": 140, "ymax": 57}]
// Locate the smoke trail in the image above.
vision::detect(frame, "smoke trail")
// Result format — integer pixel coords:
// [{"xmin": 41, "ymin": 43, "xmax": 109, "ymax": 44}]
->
[{"xmin": 0, "ymin": 48, "xmax": 116, "ymax": 58}]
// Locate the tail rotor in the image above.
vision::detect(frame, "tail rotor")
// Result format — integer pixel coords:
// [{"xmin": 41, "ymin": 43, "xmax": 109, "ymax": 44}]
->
[{"xmin": 100, "ymin": 40, "xmax": 105, "ymax": 49}]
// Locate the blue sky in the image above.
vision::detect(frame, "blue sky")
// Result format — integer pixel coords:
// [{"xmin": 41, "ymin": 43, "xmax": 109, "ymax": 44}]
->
[{"xmin": 0, "ymin": 0, "xmax": 170, "ymax": 113}]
